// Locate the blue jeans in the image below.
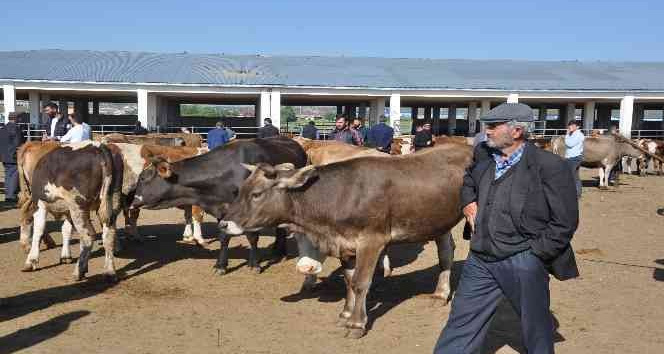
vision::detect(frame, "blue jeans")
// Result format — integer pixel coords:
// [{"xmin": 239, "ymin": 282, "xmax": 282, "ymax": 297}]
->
[
  {"xmin": 434, "ymin": 251, "xmax": 554, "ymax": 354},
  {"xmin": 566, "ymin": 156, "xmax": 583, "ymax": 197},
  {"xmin": 3, "ymin": 163, "xmax": 18, "ymax": 200}
]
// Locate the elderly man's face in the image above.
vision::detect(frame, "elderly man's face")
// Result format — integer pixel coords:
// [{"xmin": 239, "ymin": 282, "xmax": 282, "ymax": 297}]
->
[{"xmin": 486, "ymin": 122, "xmax": 521, "ymax": 150}]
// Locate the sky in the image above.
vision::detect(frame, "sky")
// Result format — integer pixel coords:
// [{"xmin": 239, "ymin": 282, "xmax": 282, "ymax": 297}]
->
[{"xmin": 1, "ymin": 0, "xmax": 663, "ymax": 61}]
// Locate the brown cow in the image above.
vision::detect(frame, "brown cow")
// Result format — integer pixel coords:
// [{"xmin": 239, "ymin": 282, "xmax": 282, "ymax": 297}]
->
[
  {"xmin": 293, "ymin": 137, "xmax": 386, "ymax": 165},
  {"xmin": 636, "ymin": 139, "xmax": 664, "ymax": 175},
  {"xmin": 96, "ymin": 132, "xmax": 203, "ymax": 148},
  {"xmin": 220, "ymin": 143, "xmax": 473, "ymax": 338}
]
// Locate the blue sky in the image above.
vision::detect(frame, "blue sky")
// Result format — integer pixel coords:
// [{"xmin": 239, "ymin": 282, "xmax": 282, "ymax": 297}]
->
[{"xmin": 2, "ymin": 0, "xmax": 663, "ymax": 61}]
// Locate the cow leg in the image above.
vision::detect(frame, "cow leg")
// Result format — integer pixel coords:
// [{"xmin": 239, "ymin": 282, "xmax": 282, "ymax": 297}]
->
[
  {"xmin": 214, "ymin": 227, "xmax": 231, "ymax": 275},
  {"xmin": 182, "ymin": 207, "xmax": 194, "ymax": 242},
  {"xmin": 100, "ymin": 223, "xmax": 118, "ymax": 281},
  {"xmin": 272, "ymin": 227, "xmax": 288, "ymax": 259},
  {"xmin": 60, "ymin": 219, "xmax": 74, "ymax": 264},
  {"xmin": 191, "ymin": 206, "xmax": 206, "ymax": 246},
  {"xmin": 337, "ymin": 257, "xmax": 356, "ymax": 327},
  {"xmin": 23, "ymin": 201, "xmax": 47, "ymax": 271},
  {"xmin": 71, "ymin": 209, "xmax": 95, "ymax": 281},
  {"xmin": 19, "ymin": 204, "xmax": 35, "ymax": 254},
  {"xmin": 432, "ymin": 232, "xmax": 455, "ymax": 303},
  {"xmin": 124, "ymin": 207, "xmax": 143, "ymax": 243},
  {"xmin": 598, "ymin": 166, "xmax": 606, "ymax": 188},
  {"xmin": 294, "ymin": 233, "xmax": 326, "ymax": 292},
  {"xmin": 246, "ymin": 232, "xmax": 261, "ymax": 274},
  {"xmin": 345, "ymin": 242, "xmax": 385, "ymax": 339},
  {"xmin": 379, "ymin": 251, "xmax": 392, "ymax": 278}
]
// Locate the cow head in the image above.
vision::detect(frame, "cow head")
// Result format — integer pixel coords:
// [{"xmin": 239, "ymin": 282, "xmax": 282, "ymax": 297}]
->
[
  {"xmin": 219, "ymin": 163, "xmax": 317, "ymax": 235},
  {"xmin": 130, "ymin": 157, "xmax": 187, "ymax": 210}
]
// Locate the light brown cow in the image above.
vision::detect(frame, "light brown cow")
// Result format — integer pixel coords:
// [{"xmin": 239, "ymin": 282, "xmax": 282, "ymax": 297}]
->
[
  {"xmin": 96, "ymin": 132, "xmax": 203, "ymax": 148},
  {"xmin": 221, "ymin": 143, "xmax": 473, "ymax": 338}
]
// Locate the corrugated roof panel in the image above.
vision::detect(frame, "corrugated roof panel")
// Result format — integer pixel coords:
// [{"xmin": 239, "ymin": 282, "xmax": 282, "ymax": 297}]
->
[{"xmin": 1, "ymin": 49, "xmax": 664, "ymax": 91}]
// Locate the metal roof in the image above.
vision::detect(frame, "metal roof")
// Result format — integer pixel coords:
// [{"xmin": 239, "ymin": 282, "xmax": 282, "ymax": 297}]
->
[{"xmin": 2, "ymin": 49, "xmax": 664, "ymax": 91}]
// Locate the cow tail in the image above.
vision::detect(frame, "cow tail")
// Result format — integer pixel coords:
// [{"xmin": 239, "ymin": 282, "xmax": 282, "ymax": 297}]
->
[
  {"xmin": 16, "ymin": 145, "xmax": 34, "ymax": 221},
  {"xmin": 97, "ymin": 144, "xmax": 119, "ymax": 225}
]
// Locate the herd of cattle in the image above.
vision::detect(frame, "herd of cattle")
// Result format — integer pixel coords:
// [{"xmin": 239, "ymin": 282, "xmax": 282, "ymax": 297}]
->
[{"xmin": 12, "ymin": 131, "xmax": 664, "ymax": 338}]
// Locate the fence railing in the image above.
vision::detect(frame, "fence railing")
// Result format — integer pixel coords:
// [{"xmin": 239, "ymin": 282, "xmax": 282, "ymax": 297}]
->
[{"xmin": 533, "ymin": 128, "xmax": 664, "ymax": 139}]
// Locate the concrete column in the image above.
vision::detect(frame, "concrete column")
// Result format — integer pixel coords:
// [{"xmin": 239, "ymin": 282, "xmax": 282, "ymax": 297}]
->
[
  {"xmin": 468, "ymin": 101, "xmax": 478, "ymax": 136},
  {"xmin": 137, "ymin": 89, "xmax": 157, "ymax": 130},
  {"xmin": 358, "ymin": 102, "xmax": 367, "ymax": 119},
  {"xmin": 29, "ymin": 91, "xmax": 40, "ymax": 124},
  {"xmin": 619, "ymin": 96, "xmax": 634, "ymax": 138},
  {"xmin": 538, "ymin": 105, "xmax": 547, "ymax": 121},
  {"xmin": 481, "ymin": 100, "xmax": 491, "ymax": 116},
  {"xmin": 448, "ymin": 104, "xmax": 457, "ymax": 135},
  {"xmin": 433, "ymin": 107, "xmax": 441, "ymax": 135},
  {"xmin": 2, "ymin": 84, "xmax": 16, "ymax": 123},
  {"xmin": 583, "ymin": 101, "xmax": 595, "ymax": 131},
  {"xmin": 507, "ymin": 93, "xmax": 519, "ymax": 103},
  {"xmin": 258, "ymin": 90, "xmax": 271, "ymax": 127},
  {"xmin": 389, "ymin": 93, "xmax": 400, "ymax": 135},
  {"xmin": 270, "ymin": 90, "xmax": 281, "ymax": 130},
  {"xmin": 565, "ymin": 103, "xmax": 576, "ymax": 124}
]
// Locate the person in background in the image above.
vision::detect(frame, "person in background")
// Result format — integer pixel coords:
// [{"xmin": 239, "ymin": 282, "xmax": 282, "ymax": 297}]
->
[
  {"xmin": 0, "ymin": 112, "xmax": 25, "ymax": 204},
  {"xmin": 42, "ymin": 102, "xmax": 69, "ymax": 141},
  {"xmin": 207, "ymin": 121, "xmax": 230, "ymax": 150},
  {"xmin": 564, "ymin": 120, "xmax": 585, "ymax": 198},
  {"xmin": 134, "ymin": 121, "xmax": 148, "ymax": 135},
  {"xmin": 367, "ymin": 115, "xmax": 394, "ymax": 153},
  {"xmin": 226, "ymin": 124, "xmax": 237, "ymax": 140},
  {"xmin": 301, "ymin": 120, "xmax": 319, "ymax": 140},
  {"xmin": 329, "ymin": 115, "xmax": 361, "ymax": 146},
  {"xmin": 257, "ymin": 118, "xmax": 280, "ymax": 138},
  {"xmin": 352, "ymin": 118, "xmax": 369, "ymax": 145},
  {"xmin": 59, "ymin": 113, "xmax": 91, "ymax": 143},
  {"xmin": 413, "ymin": 122, "xmax": 433, "ymax": 151}
]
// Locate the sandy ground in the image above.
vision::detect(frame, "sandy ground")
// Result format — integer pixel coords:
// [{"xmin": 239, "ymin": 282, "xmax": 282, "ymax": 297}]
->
[{"xmin": 0, "ymin": 167, "xmax": 663, "ymax": 354}]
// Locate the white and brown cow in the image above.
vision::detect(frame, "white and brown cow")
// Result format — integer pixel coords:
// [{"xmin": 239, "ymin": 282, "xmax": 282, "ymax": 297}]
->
[
  {"xmin": 636, "ymin": 139, "xmax": 664, "ymax": 176},
  {"xmin": 24, "ymin": 142, "xmax": 123, "ymax": 280}
]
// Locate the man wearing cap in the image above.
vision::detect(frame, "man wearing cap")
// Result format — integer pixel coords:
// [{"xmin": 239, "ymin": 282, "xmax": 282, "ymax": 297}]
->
[
  {"xmin": 434, "ymin": 103, "xmax": 579, "ymax": 354},
  {"xmin": 0, "ymin": 112, "xmax": 25, "ymax": 204},
  {"xmin": 565, "ymin": 120, "xmax": 585, "ymax": 197}
]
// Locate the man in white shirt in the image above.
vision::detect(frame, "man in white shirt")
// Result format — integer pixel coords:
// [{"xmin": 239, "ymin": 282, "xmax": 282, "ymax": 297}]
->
[
  {"xmin": 60, "ymin": 113, "xmax": 91, "ymax": 143},
  {"xmin": 564, "ymin": 120, "xmax": 585, "ymax": 198}
]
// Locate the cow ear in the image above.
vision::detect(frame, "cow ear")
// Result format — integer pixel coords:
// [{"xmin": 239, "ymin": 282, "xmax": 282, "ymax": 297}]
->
[
  {"xmin": 274, "ymin": 163, "xmax": 295, "ymax": 171},
  {"xmin": 241, "ymin": 163, "xmax": 258, "ymax": 174},
  {"xmin": 156, "ymin": 161, "xmax": 173, "ymax": 178},
  {"xmin": 277, "ymin": 165, "xmax": 317, "ymax": 189}
]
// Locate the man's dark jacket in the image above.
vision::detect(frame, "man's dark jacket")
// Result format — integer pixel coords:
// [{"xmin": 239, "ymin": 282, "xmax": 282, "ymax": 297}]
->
[
  {"xmin": 461, "ymin": 142, "xmax": 579, "ymax": 281},
  {"xmin": 0, "ymin": 122, "xmax": 25, "ymax": 163},
  {"xmin": 47, "ymin": 116, "xmax": 70, "ymax": 138},
  {"xmin": 257, "ymin": 124, "xmax": 280, "ymax": 139}
]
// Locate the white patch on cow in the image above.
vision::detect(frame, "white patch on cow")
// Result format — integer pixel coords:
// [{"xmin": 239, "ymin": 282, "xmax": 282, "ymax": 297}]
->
[
  {"xmin": 61, "ymin": 220, "xmax": 73, "ymax": 261},
  {"xmin": 296, "ymin": 256, "xmax": 324, "ymax": 275},
  {"xmin": 223, "ymin": 221, "xmax": 244, "ymax": 235},
  {"xmin": 113, "ymin": 143, "xmax": 144, "ymax": 195},
  {"xmin": 647, "ymin": 141, "xmax": 657, "ymax": 155},
  {"xmin": 25, "ymin": 201, "xmax": 48, "ymax": 270},
  {"xmin": 196, "ymin": 147, "xmax": 208, "ymax": 155},
  {"xmin": 44, "ymin": 182, "xmax": 86, "ymax": 202},
  {"xmin": 182, "ymin": 224, "xmax": 193, "ymax": 238},
  {"xmin": 134, "ymin": 195, "xmax": 143, "ymax": 203},
  {"xmin": 192, "ymin": 219, "xmax": 204, "ymax": 244}
]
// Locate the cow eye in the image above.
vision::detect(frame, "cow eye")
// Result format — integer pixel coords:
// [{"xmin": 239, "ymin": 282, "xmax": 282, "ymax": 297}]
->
[{"xmin": 251, "ymin": 191, "xmax": 263, "ymax": 200}]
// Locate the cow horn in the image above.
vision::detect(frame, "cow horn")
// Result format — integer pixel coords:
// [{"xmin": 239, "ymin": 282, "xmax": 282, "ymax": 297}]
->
[{"xmin": 241, "ymin": 163, "xmax": 258, "ymax": 173}]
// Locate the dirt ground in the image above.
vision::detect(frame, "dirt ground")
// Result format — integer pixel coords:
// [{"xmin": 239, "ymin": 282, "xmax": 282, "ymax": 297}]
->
[{"xmin": 1, "ymin": 167, "xmax": 663, "ymax": 354}]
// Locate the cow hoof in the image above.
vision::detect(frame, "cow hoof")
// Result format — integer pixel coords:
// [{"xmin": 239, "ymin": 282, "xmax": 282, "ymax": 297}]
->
[
  {"xmin": 181, "ymin": 236, "xmax": 196, "ymax": 244},
  {"xmin": 20, "ymin": 242, "xmax": 31, "ymax": 254},
  {"xmin": 104, "ymin": 272, "xmax": 119, "ymax": 283},
  {"xmin": 60, "ymin": 257, "xmax": 74, "ymax": 264},
  {"xmin": 214, "ymin": 267, "xmax": 228, "ymax": 276},
  {"xmin": 42, "ymin": 235, "xmax": 57, "ymax": 249},
  {"xmin": 72, "ymin": 273, "xmax": 86, "ymax": 282},
  {"xmin": 430, "ymin": 293, "xmax": 451, "ymax": 305},
  {"xmin": 344, "ymin": 328, "xmax": 366, "ymax": 339},
  {"xmin": 336, "ymin": 317, "xmax": 349, "ymax": 328},
  {"xmin": 21, "ymin": 261, "xmax": 37, "ymax": 272},
  {"xmin": 249, "ymin": 266, "xmax": 262, "ymax": 275}
]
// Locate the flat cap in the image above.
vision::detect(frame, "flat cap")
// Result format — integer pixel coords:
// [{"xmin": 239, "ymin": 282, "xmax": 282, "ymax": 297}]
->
[{"xmin": 480, "ymin": 102, "xmax": 535, "ymax": 123}]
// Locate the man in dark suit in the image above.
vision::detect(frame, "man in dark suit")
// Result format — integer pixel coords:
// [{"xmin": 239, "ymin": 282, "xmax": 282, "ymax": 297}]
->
[
  {"xmin": 42, "ymin": 102, "xmax": 70, "ymax": 141},
  {"xmin": 257, "ymin": 118, "xmax": 280, "ymax": 138},
  {"xmin": 367, "ymin": 115, "xmax": 394, "ymax": 153},
  {"xmin": 0, "ymin": 112, "xmax": 25, "ymax": 203},
  {"xmin": 434, "ymin": 103, "xmax": 579, "ymax": 354}
]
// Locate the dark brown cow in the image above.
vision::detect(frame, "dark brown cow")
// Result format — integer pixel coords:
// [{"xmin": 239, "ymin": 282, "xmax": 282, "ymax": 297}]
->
[
  {"xmin": 220, "ymin": 143, "xmax": 473, "ymax": 338},
  {"xmin": 24, "ymin": 142, "xmax": 123, "ymax": 280}
]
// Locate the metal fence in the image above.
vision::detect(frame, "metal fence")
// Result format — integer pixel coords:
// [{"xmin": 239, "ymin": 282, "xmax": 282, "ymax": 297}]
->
[{"xmin": 533, "ymin": 128, "xmax": 664, "ymax": 139}]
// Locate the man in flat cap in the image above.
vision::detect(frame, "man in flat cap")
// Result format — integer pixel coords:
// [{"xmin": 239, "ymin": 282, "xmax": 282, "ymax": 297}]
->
[{"xmin": 434, "ymin": 103, "xmax": 579, "ymax": 354}]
